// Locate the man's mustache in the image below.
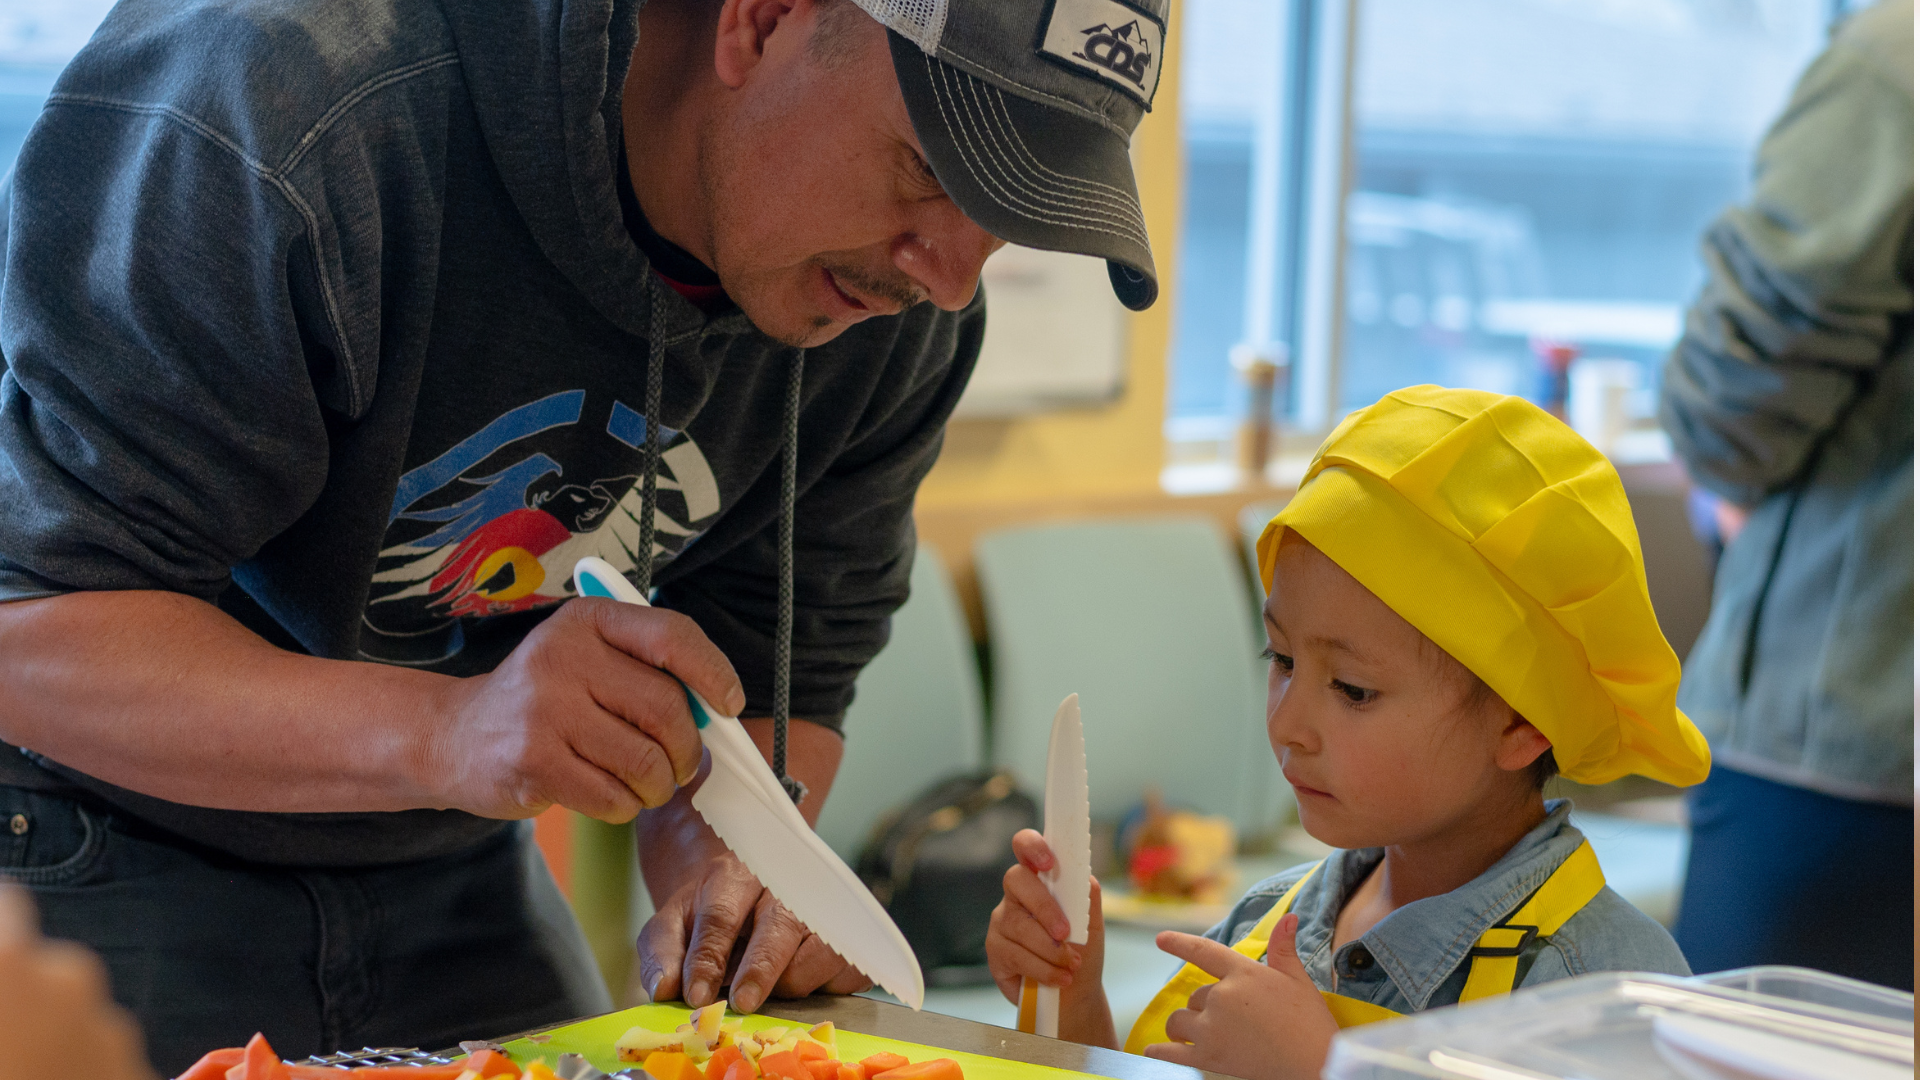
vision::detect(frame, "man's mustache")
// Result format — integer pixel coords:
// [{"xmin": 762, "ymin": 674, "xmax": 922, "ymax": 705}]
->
[{"xmin": 821, "ymin": 261, "xmax": 926, "ymax": 313}]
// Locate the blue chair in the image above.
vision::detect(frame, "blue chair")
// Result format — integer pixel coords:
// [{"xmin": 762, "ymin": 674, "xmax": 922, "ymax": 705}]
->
[
  {"xmin": 814, "ymin": 544, "xmax": 987, "ymax": 860},
  {"xmin": 976, "ymin": 517, "xmax": 1291, "ymax": 837}
]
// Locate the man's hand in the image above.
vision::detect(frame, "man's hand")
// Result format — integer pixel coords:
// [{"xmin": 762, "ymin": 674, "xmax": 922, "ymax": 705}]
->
[
  {"xmin": 1143, "ymin": 914, "xmax": 1339, "ymax": 1080},
  {"xmin": 637, "ymin": 849, "xmax": 870, "ymax": 1013},
  {"xmin": 424, "ymin": 598, "xmax": 746, "ymax": 822},
  {"xmin": 0, "ymin": 886, "xmax": 156, "ymax": 1080},
  {"xmin": 633, "ymin": 716, "xmax": 852, "ymax": 1013}
]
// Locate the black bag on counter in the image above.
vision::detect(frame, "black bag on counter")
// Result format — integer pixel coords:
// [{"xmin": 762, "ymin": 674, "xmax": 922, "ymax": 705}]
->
[{"xmin": 856, "ymin": 770, "xmax": 1039, "ymax": 986}]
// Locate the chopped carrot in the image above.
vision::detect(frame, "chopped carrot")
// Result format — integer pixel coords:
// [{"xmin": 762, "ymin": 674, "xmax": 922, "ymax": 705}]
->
[
  {"xmin": 794, "ymin": 1043, "xmax": 830, "ymax": 1063},
  {"xmin": 231, "ymin": 1034, "xmax": 292, "ymax": 1080},
  {"xmin": 704, "ymin": 1046, "xmax": 744, "ymax": 1080},
  {"xmin": 462, "ymin": 1051, "xmax": 521, "ymax": 1078},
  {"xmin": 802, "ymin": 1061, "xmax": 838, "ymax": 1080},
  {"xmin": 834, "ymin": 1065, "xmax": 866, "ymax": 1080},
  {"xmin": 856, "ymin": 1056, "xmax": 907, "ymax": 1076},
  {"xmin": 872, "ymin": 1060, "xmax": 963, "ymax": 1080},
  {"xmin": 179, "ymin": 1049, "xmax": 246, "ymax": 1080},
  {"xmin": 757, "ymin": 1051, "xmax": 808, "ymax": 1080},
  {"xmin": 721, "ymin": 1062, "xmax": 756, "ymax": 1080},
  {"xmin": 642, "ymin": 1053, "xmax": 703, "ymax": 1080}
]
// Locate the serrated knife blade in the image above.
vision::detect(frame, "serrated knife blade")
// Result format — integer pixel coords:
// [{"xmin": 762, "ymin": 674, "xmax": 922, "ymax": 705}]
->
[
  {"xmin": 1018, "ymin": 692, "xmax": 1092, "ymax": 1038},
  {"xmin": 573, "ymin": 557, "xmax": 925, "ymax": 1010}
]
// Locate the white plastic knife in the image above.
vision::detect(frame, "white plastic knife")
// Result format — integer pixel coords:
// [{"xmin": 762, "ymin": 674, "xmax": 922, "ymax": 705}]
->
[
  {"xmin": 572, "ymin": 557, "xmax": 925, "ymax": 1010},
  {"xmin": 1018, "ymin": 693, "xmax": 1092, "ymax": 1039}
]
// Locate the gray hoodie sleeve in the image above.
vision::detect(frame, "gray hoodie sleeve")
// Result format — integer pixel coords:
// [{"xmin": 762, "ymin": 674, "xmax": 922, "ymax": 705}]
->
[
  {"xmin": 0, "ymin": 89, "xmax": 339, "ymax": 604},
  {"xmin": 1659, "ymin": 2, "xmax": 1915, "ymax": 507}
]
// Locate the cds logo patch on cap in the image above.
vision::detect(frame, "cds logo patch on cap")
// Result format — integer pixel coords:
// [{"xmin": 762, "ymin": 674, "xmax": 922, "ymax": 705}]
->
[{"xmin": 1037, "ymin": 0, "xmax": 1165, "ymax": 108}]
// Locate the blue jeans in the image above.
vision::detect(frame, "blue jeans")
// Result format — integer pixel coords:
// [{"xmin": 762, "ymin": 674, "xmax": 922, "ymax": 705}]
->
[
  {"xmin": 1673, "ymin": 765, "xmax": 1914, "ymax": 990},
  {"xmin": 0, "ymin": 787, "xmax": 613, "ymax": 1075}
]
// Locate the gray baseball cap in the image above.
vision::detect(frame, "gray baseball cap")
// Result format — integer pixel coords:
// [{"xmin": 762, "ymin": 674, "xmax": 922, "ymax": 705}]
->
[{"xmin": 853, "ymin": 0, "xmax": 1166, "ymax": 311}]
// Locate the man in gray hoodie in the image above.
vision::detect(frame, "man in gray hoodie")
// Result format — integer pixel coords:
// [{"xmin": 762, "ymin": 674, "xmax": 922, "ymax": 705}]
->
[{"xmin": 0, "ymin": 0, "xmax": 1167, "ymax": 1066}]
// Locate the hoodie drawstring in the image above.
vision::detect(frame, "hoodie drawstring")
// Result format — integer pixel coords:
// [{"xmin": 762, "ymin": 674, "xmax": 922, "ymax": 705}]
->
[
  {"xmin": 772, "ymin": 348, "xmax": 806, "ymax": 806},
  {"xmin": 635, "ymin": 275, "xmax": 807, "ymax": 806}
]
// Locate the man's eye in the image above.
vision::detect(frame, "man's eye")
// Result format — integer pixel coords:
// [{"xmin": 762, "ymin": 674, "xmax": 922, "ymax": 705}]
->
[
  {"xmin": 1332, "ymin": 679, "xmax": 1377, "ymax": 706},
  {"xmin": 1261, "ymin": 647, "xmax": 1294, "ymax": 674},
  {"xmin": 907, "ymin": 151, "xmax": 942, "ymax": 193}
]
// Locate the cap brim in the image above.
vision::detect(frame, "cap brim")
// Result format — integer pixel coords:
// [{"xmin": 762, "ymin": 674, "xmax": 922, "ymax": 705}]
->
[{"xmin": 888, "ymin": 32, "xmax": 1159, "ymax": 311}]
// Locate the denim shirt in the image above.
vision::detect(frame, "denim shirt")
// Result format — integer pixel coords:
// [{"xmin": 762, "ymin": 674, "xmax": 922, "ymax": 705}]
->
[{"xmin": 1203, "ymin": 801, "xmax": 1690, "ymax": 1014}]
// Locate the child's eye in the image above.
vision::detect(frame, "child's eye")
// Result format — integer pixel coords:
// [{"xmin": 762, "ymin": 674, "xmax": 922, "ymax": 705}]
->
[
  {"xmin": 1260, "ymin": 647, "xmax": 1294, "ymax": 674},
  {"xmin": 1332, "ymin": 679, "xmax": 1378, "ymax": 705}
]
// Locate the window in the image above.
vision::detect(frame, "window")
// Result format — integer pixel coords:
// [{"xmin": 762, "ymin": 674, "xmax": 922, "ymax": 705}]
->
[
  {"xmin": 0, "ymin": 1, "xmax": 112, "ymax": 174},
  {"xmin": 1168, "ymin": 0, "xmax": 1845, "ymax": 479}
]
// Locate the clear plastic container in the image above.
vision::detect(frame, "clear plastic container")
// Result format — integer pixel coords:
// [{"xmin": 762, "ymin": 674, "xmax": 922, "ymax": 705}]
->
[
  {"xmin": 1322, "ymin": 970, "xmax": 1914, "ymax": 1080},
  {"xmin": 1690, "ymin": 966, "xmax": 1914, "ymax": 1024}
]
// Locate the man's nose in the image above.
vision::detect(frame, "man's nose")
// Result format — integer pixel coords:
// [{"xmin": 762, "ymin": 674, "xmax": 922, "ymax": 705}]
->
[{"xmin": 891, "ymin": 201, "xmax": 1005, "ymax": 311}]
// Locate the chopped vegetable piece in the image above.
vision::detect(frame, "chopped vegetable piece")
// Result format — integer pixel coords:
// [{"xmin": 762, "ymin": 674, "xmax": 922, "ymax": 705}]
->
[
  {"xmin": 179, "ymin": 1048, "xmax": 246, "ymax": 1080},
  {"xmin": 721, "ymin": 1062, "xmax": 756, "ymax": 1080},
  {"xmin": 871, "ymin": 1059, "xmax": 963, "ymax": 1080},
  {"xmin": 757, "ymin": 1050, "xmax": 808, "ymax": 1080},
  {"xmin": 834, "ymin": 1065, "xmax": 866, "ymax": 1080},
  {"xmin": 695, "ymin": 1002, "xmax": 727, "ymax": 1043},
  {"xmin": 525, "ymin": 1061, "xmax": 562, "ymax": 1080},
  {"xmin": 801, "ymin": 1061, "xmax": 838, "ymax": 1080},
  {"xmin": 806, "ymin": 1024, "xmax": 837, "ymax": 1058},
  {"xmin": 756, "ymin": 1027, "xmax": 789, "ymax": 1045},
  {"xmin": 856, "ymin": 1055, "xmax": 907, "ymax": 1075},
  {"xmin": 680, "ymin": 1031, "xmax": 712, "ymax": 1063},
  {"xmin": 463, "ymin": 1051, "xmax": 521, "ymax": 1078},
  {"xmin": 794, "ymin": 1042, "xmax": 829, "ymax": 1063},
  {"xmin": 231, "ymin": 1033, "xmax": 292, "ymax": 1080},
  {"xmin": 642, "ymin": 1052, "xmax": 703, "ymax": 1080},
  {"xmin": 618, "ymin": 1027, "xmax": 685, "ymax": 1063},
  {"xmin": 703, "ymin": 1045, "xmax": 744, "ymax": 1080}
]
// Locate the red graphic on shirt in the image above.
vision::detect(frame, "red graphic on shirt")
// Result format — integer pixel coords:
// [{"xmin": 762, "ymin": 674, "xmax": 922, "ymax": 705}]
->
[{"xmin": 428, "ymin": 507, "xmax": 573, "ymax": 618}]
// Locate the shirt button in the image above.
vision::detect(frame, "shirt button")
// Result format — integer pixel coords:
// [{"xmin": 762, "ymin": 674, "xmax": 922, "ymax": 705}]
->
[
  {"xmin": 1348, "ymin": 946, "xmax": 1374, "ymax": 971},
  {"xmin": 8, "ymin": 814, "xmax": 27, "ymax": 836}
]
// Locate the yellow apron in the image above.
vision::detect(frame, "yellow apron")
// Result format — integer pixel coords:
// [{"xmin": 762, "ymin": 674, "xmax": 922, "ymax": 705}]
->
[{"xmin": 1122, "ymin": 841, "xmax": 1605, "ymax": 1053}]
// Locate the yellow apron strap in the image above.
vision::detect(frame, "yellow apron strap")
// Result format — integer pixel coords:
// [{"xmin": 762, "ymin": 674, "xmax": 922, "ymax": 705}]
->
[
  {"xmin": 1122, "ymin": 862, "xmax": 1322, "ymax": 1054},
  {"xmin": 1318, "ymin": 991, "xmax": 1403, "ymax": 1027},
  {"xmin": 1458, "ymin": 840, "xmax": 1607, "ymax": 1002}
]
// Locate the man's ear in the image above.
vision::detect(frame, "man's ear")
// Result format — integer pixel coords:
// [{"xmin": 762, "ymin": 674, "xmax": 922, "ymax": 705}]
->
[
  {"xmin": 1493, "ymin": 713, "xmax": 1553, "ymax": 774},
  {"xmin": 713, "ymin": 0, "xmax": 810, "ymax": 89}
]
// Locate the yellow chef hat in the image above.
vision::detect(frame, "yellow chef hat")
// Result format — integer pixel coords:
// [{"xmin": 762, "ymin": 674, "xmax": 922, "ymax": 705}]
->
[{"xmin": 1255, "ymin": 385, "xmax": 1709, "ymax": 787}]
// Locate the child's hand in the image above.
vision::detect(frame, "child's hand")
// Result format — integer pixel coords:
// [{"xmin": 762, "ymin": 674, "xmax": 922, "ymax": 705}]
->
[
  {"xmin": 985, "ymin": 829, "xmax": 1116, "ymax": 1047},
  {"xmin": 1143, "ymin": 913, "xmax": 1338, "ymax": 1080}
]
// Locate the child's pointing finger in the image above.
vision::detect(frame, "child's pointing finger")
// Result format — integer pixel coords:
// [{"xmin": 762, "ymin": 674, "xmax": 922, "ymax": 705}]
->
[{"xmin": 1154, "ymin": 930, "xmax": 1263, "ymax": 980}]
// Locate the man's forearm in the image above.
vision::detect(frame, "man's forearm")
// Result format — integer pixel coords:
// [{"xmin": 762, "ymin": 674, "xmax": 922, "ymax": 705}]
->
[
  {"xmin": 0, "ymin": 590, "xmax": 449, "ymax": 812},
  {"xmin": 636, "ymin": 716, "xmax": 844, "ymax": 906}
]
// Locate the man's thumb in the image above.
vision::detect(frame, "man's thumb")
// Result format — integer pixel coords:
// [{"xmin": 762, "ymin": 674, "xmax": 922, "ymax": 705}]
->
[{"xmin": 1265, "ymin": 912, "xmax": 1310, "ymax": 976}]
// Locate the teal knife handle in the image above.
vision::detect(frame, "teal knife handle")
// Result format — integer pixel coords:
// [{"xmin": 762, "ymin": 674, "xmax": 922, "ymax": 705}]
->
[{"xmin": 575, "ymin": 558, "xmax": 711, "ymax": 730}]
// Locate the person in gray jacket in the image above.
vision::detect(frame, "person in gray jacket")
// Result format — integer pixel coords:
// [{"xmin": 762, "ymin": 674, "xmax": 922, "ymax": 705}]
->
[{"xmin": 1659, "ymin": 0, "xmax": 1912, "ymax": 989}]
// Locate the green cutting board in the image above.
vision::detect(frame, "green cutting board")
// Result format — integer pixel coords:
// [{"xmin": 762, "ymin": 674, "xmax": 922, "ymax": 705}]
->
[{"xmin": 500, "ymin": 1005, "xmax": 1102, "ymax": 1080}]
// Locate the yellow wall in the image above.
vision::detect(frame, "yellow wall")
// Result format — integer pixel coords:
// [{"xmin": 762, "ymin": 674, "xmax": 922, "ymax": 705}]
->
[{"xmin": 914, "ymin": 0, "xmax": 1185, "ymax": 508}]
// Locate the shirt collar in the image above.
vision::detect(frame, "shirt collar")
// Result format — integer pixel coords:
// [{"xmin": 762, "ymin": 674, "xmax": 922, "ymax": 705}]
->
[{"xmin": 1286, "ymin": 799, "xmax": 1588, "ymax": 1011}]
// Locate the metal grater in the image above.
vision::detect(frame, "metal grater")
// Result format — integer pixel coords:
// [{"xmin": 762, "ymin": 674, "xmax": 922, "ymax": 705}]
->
[{"xmin": 287, "ymin": 1049, "xmax": 460, "ymax": 1069}]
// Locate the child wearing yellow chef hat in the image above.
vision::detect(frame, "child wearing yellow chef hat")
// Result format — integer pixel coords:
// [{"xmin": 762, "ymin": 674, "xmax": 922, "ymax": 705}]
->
[{"xmin": 984, "ymin": 386, "xmax": 1710, "ymax": 1080}]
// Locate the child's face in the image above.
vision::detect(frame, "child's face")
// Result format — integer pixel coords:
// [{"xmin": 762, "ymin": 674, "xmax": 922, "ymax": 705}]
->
[{"xmin": 1262, "ymin": 532, "xmax": 1548, "ymax": 850}]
